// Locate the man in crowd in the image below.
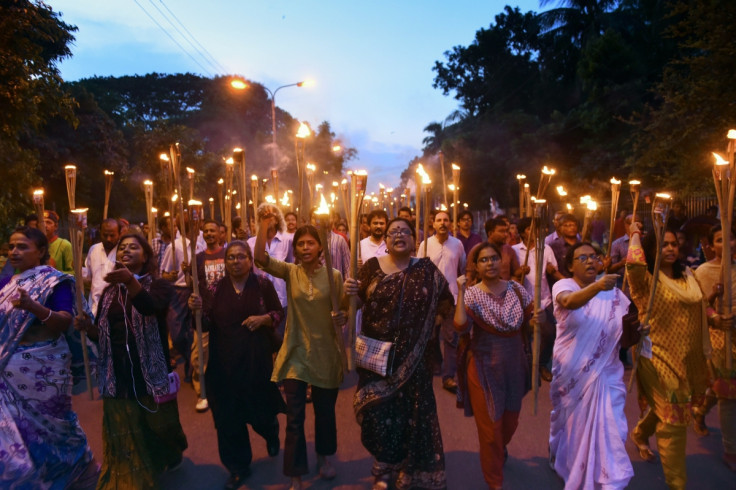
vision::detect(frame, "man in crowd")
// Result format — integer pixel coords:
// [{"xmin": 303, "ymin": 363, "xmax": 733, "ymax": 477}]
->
[
  {"xmin": 82, "ymin": 218, "xmax": 120, "ymax": 315},
  {"xmin": 466, "ymin": 217, "xmax": 520, "ymax": 284},
  {"xmin": 153, "ymin": 218, "xmax": 173, "ymax": 268},
  {"xmin": 418, "ymin": 211, "xmax": 466, "ymax": 394},
  {"xmin": 455, "ymin": 209, "xmax": 482, "ymax": 256},
  {"xmin": 359, "ymin": 209, "xmax": 388, "ymax": 262},
  {"xmin": 44, "ymin": 210, "xmax": 74, "ymax": 274},
  {"xmin": 284, "ymin": 211, "xmax": 298, "ymax": 238},
  {"xmin": 549, "ymin": 214, "xmax": 581, "ymax": 279},
  {"xmin": 186, "ymin": 219, "xmax": 228, "ymax": 413},
  {"xmin": 512, "ymin": 217, "xmax": 563, "ymax": 381},
  {"xmin": 310, "ymin": 209, "xmax": 350, "ymax": 279},
  {"xmin": 398, "ymin": 207, "xmax": 412, "ymax": 222}
]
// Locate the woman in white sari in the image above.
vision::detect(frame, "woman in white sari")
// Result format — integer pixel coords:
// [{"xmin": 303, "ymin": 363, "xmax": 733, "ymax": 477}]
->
[{"xmin": 549, "ymin": 242, "xmax": 633, "ymax": 489}]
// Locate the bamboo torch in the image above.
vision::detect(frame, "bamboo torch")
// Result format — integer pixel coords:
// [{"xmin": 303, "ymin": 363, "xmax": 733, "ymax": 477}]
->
[
  {"xmin": 208, "ymin": 198, "xmax": 215, "ymax": 220},
  {"xmin": 524, "ymin": 183, "xmax": 532, "ymax": 217},
  {"xmin": 419, "ymin": 168, "xmax": 432, "ymax": 258},
  {"xmin": 64, "ymin": 165, "xmax": 77, "ymax": 211},
  {"xmin": 628, "ymin": 193, "xmax": 672, "ymax": 392},
  {"xmin": 170, "ymin": 144, "xmax": 190, "ymax": 280},
  {"xmin": 33, "ymin": 189, "xmax": 46, "ymax": 236},
  {"xmin": 186, "ymin": 167, "xmax": 195, "ymax": 202},
  {"xmin": 347, "ymin": 171, "xmax": 368, "ymax": 371},
  {"xmin": 415, "ymin": 165, "xmax": 424, "ymax": 252},
  {"xmin": 714, "ymin": 147, "xmax": 734, "ymax": 371},
  {"xmin": 144, "ymin": 180, "xmax": 155, "ymax": 244},
  {"xmin": 340, "ymin": 178, "xmax": 350, "ymax": 223},
  {"xmin": 295, "ymin": 122, "xmax": 311, "ymax": 223},
  {"xmin": 306, "ymin": 163, "xmax": 316, "ymax": 213},
  {"xmin": 189, "ymin": 200, "xmax": 206, "ymax": 399},
  {"xmin": 439, "ymin": 150, "xmax": 448, "ymax": 207},
  {"xmin": 581, "ymin": 199, "xmax": 597, "ymax": 242},
  {"xmin": 69, "ymin": 208, "xmax": 94, "ymax": 399},
  {"xmin": 517, "ymin": 174, "xmax": 526, "ymax": 218},
  {"xmin": 103, "ymin": 170, "xmax": 114, "ymax": 220},
  {"xmin": 233, "ymin": 148, "xmax": 247, "ymax": 221},
  {"xmin": 532, "ymin": 199, "xmax": 548, "ymax": 414},
  {"xmin": 272, "ymin": 169, "xmax": 280, "ymax": 203},
  {"xmin": 217, "ymin": 178, "xmax": 224, "ymax": 222},
  {"xmin": 452, "ymin": 164, "xmax": 460, "ymax": 228},
  {"xmin": 251, "ymin": 175, "xmax": 259, "ymax": 219},
  {"xmin": 608, "ymin": 178, "xmax": 622, "ymax": 257},
  {"xmin": 224, "ymin": 159, "xmax": 234, "ymax": 239},
  {"xmin": 629, "ymin": 180, "xmax": 641, "ymax": 225},
  {"xmin": 315, "ymin": 193, "xmax": 348, "ymax": 372}
]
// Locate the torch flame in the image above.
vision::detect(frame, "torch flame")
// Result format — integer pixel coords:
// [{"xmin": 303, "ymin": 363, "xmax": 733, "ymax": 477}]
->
[
  {"xmin": 728, "ymin": 130, "xmax": 736, "ymax": 139},
  {"xmin": 265, "ymin": 195, "xmax": 277, "ymax": 204},
  {"xmin": 542, "ymin": 166, "xmax": 556, "ymax": 176},
  {"xmin": 534, "ymin": 198, "xmax": 547, "ymax": 204},
  {"xmin": 315, "ymin": 193, "xmax": 330, "ymax": 215},
  {"xmin": 354, "ymin": 170, "xmax": 368, "ymax": 176},
  {"xmin": 655, "ymin": 192, "xmax": 672, "ymax": 200},
  {"xmin": 629, "ymin": 180, "xmax": 641, "ymax": 186},
  {"xmin": 143, "ymin": 180, "xmax": 153, "ymax": 186},
  {"xmin": 65, "ymin": 164, "xmax": 76, "ymax": 171},
  {"xmin": 452, "ymin": 163, "xmax": 461, "ymax": 171},
  {"xmin": 378, "ymin": 183, "xmax": 385, "ymax": 189},
  {"xmin": 152, "ymin": 207, "xmax": 158, "ymax": 213},
  {"xmin": 159, "ymin": 153, "xmax": 169, "ymax": 161},
  {"xmin": 556, "ymin": 185, "xmax": 567, "ymax": 196},
  {"xmin": 33, "ymin": 189, "xmax": 44, "ymax": 196},
  {"xmin": 448, "ymin": 184, "xmax": 456, "ymax": 191},
  {"xmin": 188, "ymin": 200, "xmax": 202, "ymax": 207},
  {"xmin": 104, "ymin": 170, "xmax": 114, "ymax": 176},
  {"xmin": 251, "ymin": 174, "xmax": 258, "ymax": 181},
  {"xmin": 208, "ymin": 198, "xmax": 214, "ymax": 202},
  {"xmin": 172, "ymin": 194, "xmax": 178, "ymax": 202},
  {"xmin": 524, "ymin": 183, "xmax": 529, "ymax": 188},
  {"xmin": 296, "ymin": 122, "xmax": 311, "ymax": 139},
  {"xmin": 281, "ymin": 191, "xmax": 290, "ymax": 206},
  {"xmin": 610, "ymin": 177, "xmax": 621, "ymax": 185},
  {"xmin": 566, "ymin": 203, "xmax": 572, "ymax": 211},
  {"xmin": 306, "ymin": 163, "xmax": 316, "ymax": 172},
  {"xmin": 580, "ymin": 195, "xmax": 591, "ymax": 204},
  {"xmin": 225, "ymin": 158, "xmax": 234, "ymax": 165},
  {"xmin": 587, "ymin": 200, "xmax": 598, "ymax": 211},
  {"xmin": 71, "ymin": 208, "xmax": 88, "ymax": 214},
  {"xmin": 332, "ymin": 181, "xmax": 339, "ymax": 187},
  {"xmin": 713, "ymin": 152, "xmax": 729, "ymax": 166},
  {"xmin": 218, "ymin": 178, "xmax": 224, "ymax": 185},
  {"xmin": 341, "ymin": 178, "xmax": 347, "ymax": 185},
  {"xmin": 186, "ymin": 167, "xmax": 195, "ymax": 174},
  {"xmin": 516, "ymin": 174, "xmax": 526, "ymax": 180}
]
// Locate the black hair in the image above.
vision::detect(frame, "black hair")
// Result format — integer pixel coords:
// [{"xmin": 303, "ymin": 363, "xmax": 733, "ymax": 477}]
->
[
  {"xmin": 367, "ymin": 209, "xmax": 388, "ymax": 224},
  {"xmin": 292, "ymin": 225, "xmax": 322, "ymax": 257},
  {"xmin": 458, "ymin": 209, "xmax": 473, "ymax": 222},
  {"xmin": 484, "ymin": 217, "xmax": 507, "ymax": 235},
  {"xmin": 471, "ymin": 241, "xmax": 503, "ymax": 264},
  {"xmin": 385, "ymin": 217, "xmax": 416, "ymax": 241},
  {"xmin": 118, "ymin": 233, "xmax": 159, "ymax": 278},
  {"xmin": 11, "ymin": 226, "xmax": 49, "ymax": 265},
  {"xmin": 517, "ymin": 217, "xmax": 533, "ymax": 236},
  {"xmin": 564, "ymin": 242, "xmax": 597, "ymax": 272}
]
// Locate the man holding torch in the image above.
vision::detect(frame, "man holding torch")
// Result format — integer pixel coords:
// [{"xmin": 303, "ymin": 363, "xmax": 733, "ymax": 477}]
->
[
  {"xmin": 82, "ymin": 218, "xmax": 120, "ymax": 316},
  {"xmin": 43, "ymin": 211, "xmax": 74, "ymax": 275}
]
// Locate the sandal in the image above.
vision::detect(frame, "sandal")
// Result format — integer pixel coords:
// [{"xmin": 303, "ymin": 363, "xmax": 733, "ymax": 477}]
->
[
  {"xmin": 372, "ymin": 474, "xmax": 391, "ymax": 490},
  {"xmin": 692, "ymin": 410, "xmax": 709, "ymax": 436},
  {"xmin": 319, "ymin": 461, "xmax": 336, "ymax": 480},
  {"xmin": 630, "ymin": 431, "xmax": 656, "ymax": 463}
]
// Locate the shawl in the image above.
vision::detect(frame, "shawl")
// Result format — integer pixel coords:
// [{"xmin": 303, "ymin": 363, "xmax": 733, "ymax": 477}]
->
[
  {"xmin": 96, "ymin": 275, "xmax": 170, "ymax": 398},
  {"xmin": 0, "ymin": 265, "xmax": 69, "ymax": 372}
]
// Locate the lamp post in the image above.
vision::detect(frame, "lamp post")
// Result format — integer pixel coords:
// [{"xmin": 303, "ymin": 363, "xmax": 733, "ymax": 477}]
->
[{"xmin": 230, "ymin": 78, "xmax": 313, "ymax": 171}]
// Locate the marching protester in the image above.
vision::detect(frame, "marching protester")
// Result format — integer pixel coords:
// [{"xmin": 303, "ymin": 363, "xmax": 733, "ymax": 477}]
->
[
  {"xmin": 77, "ymin": 232, "xmax": 187, "ymax": 489},
  {"xmin": 455, "ymin": 209, "xmax": 483, "ymax": 256},
  {"xmin": 188, "ymin": 240, "xmax": 285, "ymax": 489},
  {"xmin": 692, "ymin": 225, "xmax": 736, "ymax": 469},
  {"xmin": 82, "ymin": 217, "xmax": 120, "ymax": 315},
  {"xmin": 345, "ymin": 217, "xmax": 453, "ymax": 490},
  {"xmin": 0, "ymin": 226, "xmax": 98, "ymax": 488},
  {"xmin": 549, "ymin": 243, "xmax": 634, "ymax": 489},
  {"xmin": 466, "ymin": 217, "xmax": 520, "ymax": 285},
  {"xmin": 185, "ymin": 219, "xmax": 228, "ymax": 413},
  {"xmin": 454, "ymin": 242, "xmax": 531, "ymax": 490},
  {"xmin": 418, "ymin": 210, "xmax": 466, "ymax": 394},
  {"xmin": 254, "ymin": 212, "xmax": 347, "ymax": 490},
  {"xmin": 247, "ymin": 203, "xmax": 293, "ymax": 340},
  {"xmin": 359, "ymin": 209, "xmax": 389, "ymax": 262},
  {"xmin": 43, "ymin": 210, "xmax": 74, "ymax": 274},
  {"xmin": 549, "ymin": 214, "xmax": 582, "ymax": 278},
  {"xmin": 626, "ymin": 222, "xmax": 710, "ymax": 489}
]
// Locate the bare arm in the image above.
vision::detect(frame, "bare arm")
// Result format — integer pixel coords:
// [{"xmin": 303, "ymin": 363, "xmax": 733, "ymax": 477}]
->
[
  {"xmin": 254, "ymin": 213, "xmax": 274, "ymax": 268},
  {"xmin": 556, "ymin": 274, "xmax": 618, "ymax": 310},
  {"xmin": 453, "ymin": 275, "xmax": 468, "ymax": 330}
]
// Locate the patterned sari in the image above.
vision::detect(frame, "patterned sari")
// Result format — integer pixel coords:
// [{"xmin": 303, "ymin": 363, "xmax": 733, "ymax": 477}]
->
[
  {"xmin": 354, "ymin": 257, "xmax": 453, "ymax": 490},
  {"xmin": 0, "ymin": 266, "xmax": 97, "ymax": 488}
]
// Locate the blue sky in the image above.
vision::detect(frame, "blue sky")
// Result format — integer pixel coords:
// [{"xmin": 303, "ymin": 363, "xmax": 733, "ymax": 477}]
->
[{"xmin": 51, "ymin": 0, "xmax": 545, "ymax": 192}]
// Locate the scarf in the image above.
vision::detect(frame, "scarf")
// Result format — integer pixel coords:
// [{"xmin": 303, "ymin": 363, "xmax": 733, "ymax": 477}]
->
[{"xmin": 96, "ymin": 275, "xmax": 170, "ymax": 398}]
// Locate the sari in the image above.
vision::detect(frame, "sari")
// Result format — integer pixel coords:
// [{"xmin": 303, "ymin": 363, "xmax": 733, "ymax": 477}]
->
[
  {"xmin": 354, "ymin": 257, "xmax": 453, "ymax": 490},
  {"xmin": 550, "ymin": 279, "xmax": 633, "ymax": 489},
  {"xmin": 0, "ymin": 265, "xmax": 97, "ymax": 488}
]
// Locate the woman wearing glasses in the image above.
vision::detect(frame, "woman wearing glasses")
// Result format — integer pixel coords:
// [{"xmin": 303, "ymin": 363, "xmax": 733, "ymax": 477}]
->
[
  {"xmin": 548, "ymin": 242, "xmax": 633, "ymax": 489},
  {"xmin": 454, "ymin": 242, "xmax": 531, "ymax": 490},
  {"xmin": 344, "ymin": 217, "xmax": 453, "ymax": 490},
  {"xmin": 188, "ymin": 240, "xmax": 285, "ymax": 489}
]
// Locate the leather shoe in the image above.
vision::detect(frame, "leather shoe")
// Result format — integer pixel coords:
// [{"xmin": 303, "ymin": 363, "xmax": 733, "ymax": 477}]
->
[
  {"xmin": 540, "ymin": 366, "xmax": 553, "ymax": 382},
  {"xmin": 224, "ymin": 468, "xmax": 250, "ymax": 490},
  {"xmin": 442, "ymin": 377, "xmax": 457, "ymax": 394},
  {"xmin": 267, "ymin": 437, "xmax": 279, "ymax": 457}
]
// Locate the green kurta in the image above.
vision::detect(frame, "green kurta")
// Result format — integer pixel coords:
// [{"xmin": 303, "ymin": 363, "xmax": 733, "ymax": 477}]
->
[
  {"xmin": 48, "ymin": 236, "xmax": 74, "ymax": 275},
  {"xmin": 261, "ymin": 257, "xmax": 344, "ymax": 389}
]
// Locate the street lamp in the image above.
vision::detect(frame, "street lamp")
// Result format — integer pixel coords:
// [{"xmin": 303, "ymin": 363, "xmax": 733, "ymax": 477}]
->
[{"xmin": 230, "ymin": 77, "xmax": 314, "ymax": 170}]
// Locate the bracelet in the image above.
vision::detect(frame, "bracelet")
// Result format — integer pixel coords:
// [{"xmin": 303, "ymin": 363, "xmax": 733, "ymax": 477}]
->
[
  {"xmin": 41, "ymin": 308, "xmax": 53, "ymax": 323},
  {"xmin": 630, "ymin": 230, "xmax": 642, "ymax": 237}
]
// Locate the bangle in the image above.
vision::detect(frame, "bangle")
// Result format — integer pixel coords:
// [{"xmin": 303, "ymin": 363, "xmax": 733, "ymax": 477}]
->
[
  {"xmin": 41, "ymin": 308, "xmax": 53, "ymax": 323},
  {"xmin": 630, "ymin": 230, "xmax": 642, "ymax": 237}
]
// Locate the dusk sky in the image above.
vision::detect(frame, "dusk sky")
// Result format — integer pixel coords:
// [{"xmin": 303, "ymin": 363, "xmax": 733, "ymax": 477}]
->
[{"xmin": 50, "ymin": 0, "xmax": 545, "ymax": 191}]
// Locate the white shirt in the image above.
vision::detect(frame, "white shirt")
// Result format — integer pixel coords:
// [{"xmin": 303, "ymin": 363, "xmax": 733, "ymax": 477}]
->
[
  {"xmin": 512, "ymin": 242, "xmax": 558, "ymax": 310},
  {"xmin": 360, "ymin": 237, "xmax": 388, "ymax": 262},
  {"xmin": 418, "ymin": 234, "xmax": 466, "ymax": 302},
  {"xmin": 248, "ymin": 232, "xmax": 293, "ymax": 307},
  {"xmin": 161, "ymin": 237, "xmax": 205, "ymax": 287},
  {"xmin": 82, "ymin": 242, "xmax": 117, "ymax": 316}
]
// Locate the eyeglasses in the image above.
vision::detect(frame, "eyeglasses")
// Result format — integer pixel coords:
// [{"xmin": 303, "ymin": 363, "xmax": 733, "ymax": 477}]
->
[
  {"xmin": 459, "ymin": 217, "xmax": 472, "ymax": 222},
  {"xmin": 477, "ymin": 255, "xmax": 501, "ymax": 264},
  {"xmin": 226, "ymin": 254, "xmax": 250, "ymax": 261},
  {"xmin": 386, "ymin": 229, "xmax": 413, "ymax": 238},
  {"xmin": 573, "ymin": 254, "xmax": 599, "ymax": 263}
]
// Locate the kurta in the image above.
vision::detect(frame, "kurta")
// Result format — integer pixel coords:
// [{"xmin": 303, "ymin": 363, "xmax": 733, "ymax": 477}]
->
[
  {"xmin": 550, "ymin": 279, "xmax": 633, "ymax": 489},
  {"xmin": 354, "ymin": 257, "xmax": 452, "ymax": 490},
  {"xmin": 627, "ymin": 263, "xmax": 709, "ymax": 423},
  {"xmin": 261, "ymin": 257, "xmax": 344, "ymax": 389}
]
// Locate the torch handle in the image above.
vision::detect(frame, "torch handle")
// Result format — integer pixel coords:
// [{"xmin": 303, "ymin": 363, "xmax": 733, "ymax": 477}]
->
[
  {"xmin": 321, "ymin": 227, "xmax": 348, "ymax": 373},
  {"xmin": 71, "ymin": 227, "xmax": 94, "ymax": 399},
  {"xmin": 189, "ymin": 225, "xmax": 206, "ymax": 400}
]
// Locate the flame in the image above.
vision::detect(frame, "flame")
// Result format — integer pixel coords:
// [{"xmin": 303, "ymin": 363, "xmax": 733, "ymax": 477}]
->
[
  {"xmin": 306, "ymin": 163, "xmax": 316, "ymax": 172},
  {"xmin": 629, "ymin": 179, "xmax": 641, "ymax": 186},
  {"xmin": 542, "ymin": 166, "xmax": 556, "ymax": 176},
  {"xmin": 354, "ymin": 170, "xmax": 368, "ymax": 176},
  {"xmin": 217, "ymin": 178, "xmax": 224, "ymax": 184},
  {"xmin": 587, "ymin": 200, "xmax": 598, "ymax": 211},
  {"xmin": 151, "ymin": 207, "xmax": 158, "ymax": 213},
  {"xmin": 534, "ymin": 198, "xmax": 547, "ymax": 204},
  {"xmin": 378, "ymin": 183, "xmax": 385, "ymax": 189},
  {"xmin": 448, "ymin": 184, "xmax": 456, "ymax": 191},
  {"xmin": 387, "ymin": 188, "xmax": 393, "ymax": 193},
  {"xmin": 341, "ymin": 178, "xmax": 348, "ymax": 185},
  {"xmin": 332, "ymin": 145, "xmax": 341, "ymax": 152},
  {"xmin": 71, "ymin": 208, "xmax": 88, "ymax": 214},
  {"xmin": 315, "ymin": 184, "xmax": 323, "ymax": 191},
  {"xmin": 233, "ymin": 147, "xmax": 243, "ymax": 154},
  {"xmin": 315, "ymin": 193, "xmax": 330, "ymax": 215},
  {"xmin": 251, "ymin": 174, "xmax": 258, "ymax": 181},
  {"xmin": 104, "ymin": 170, "xmax": 114, "ymax": 176},
  {"xmin": 440, "ymin": 204, "xmax": 448, "ymax": 211},
  {"xmin": 230, "ymin": 79, "xmax": 248, "ymax": 90},
  {"xmin": 143, "ymin": 180, "xmax": 153, "ymax": 186},
  {"xmin": 188, "ymin": 199, "xmax": 202, "ymax": 207},
  {"xmin": 524, "ymin": 183, "xmax": 529, "ymax": 188},
  {"xmin": 332, "ymin": 181, "xmax": 339, "ymax": 187},
  {"xmin": 281, "ymin": 191, "xmax": 290, "ymax": 206},
  {"xmin": 159, "ymin": 153, "xmax": 169, "ymax": 161},
  {"xmin": 33, "ymin": 189, "xmax": 44, "ymax": 196},
  {"xmin": 713, "ymin": 152, "xmax": 729, "ymax": 166},
  {"xmin": 728, "ymin": 130, "xmax": 736, "ymax": 139},
  {"xmin": 580, "ymin": 195, "xmax": 591, "ymax": 204},
  {"xmin": 265, "ymin": 195, "xmax": 277, "ymax": 204},
  {"xmin": 516, "ymin": 174, "xmax": 526, "ymax": 180},
  {"xmin": 416, "ymin": 164, "xmax": 431, "ymax": 185},
  {"xmin": 235, "ymin": 203, "xmax": 241, "ymax": 209},
  {"xmin": 655, "ymin": 192, "xmax": 672, "ymax": 200},
  {"xmin": 164, "ymin": 211, "xmax": 170, "ymax": 217},
  {"xmin": 65, "ymin": 164, "xmax": 76, "ymax": 171},
  {"xmin": 296, "ymin": 122, "xmax": 311, "ymax": 139},
  {"xmin": 172, "ymin": 194, "xmax": 178, "ymax": 202},
  {"xmin": 556, "ymin": 185, "xmax": 567, "ymax": 196},
  {"xmin": 610, "ymin": 177, "xmax": 621, "ymax": 185},
  {"xmin": 566, "ymin": 203, "xmax": 572, "ymax": 211},
  {"xmin": 186, "ymin": 167, "xmax": 195, "ymax": 174},
  {"xmin": 452, "ymin": 163, "xmax": 461, "ymax": 171}
]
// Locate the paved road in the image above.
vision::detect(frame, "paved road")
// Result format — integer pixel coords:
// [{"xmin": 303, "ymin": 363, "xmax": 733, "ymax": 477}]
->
[{"xmin": 73, "ymin": 368, "xmax": 733, "ymax": 489}]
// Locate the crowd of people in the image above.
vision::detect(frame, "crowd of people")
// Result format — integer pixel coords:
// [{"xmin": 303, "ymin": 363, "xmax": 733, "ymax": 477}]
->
[{"xmin": 0, "ymin": 198, "xmax": 734, "ymax": 490}]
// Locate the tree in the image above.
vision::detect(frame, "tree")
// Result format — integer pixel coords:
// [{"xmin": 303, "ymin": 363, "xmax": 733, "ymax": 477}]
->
[{"xmin": 0, "ymin": 0, "xmax": 77, "ymax": 236}]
